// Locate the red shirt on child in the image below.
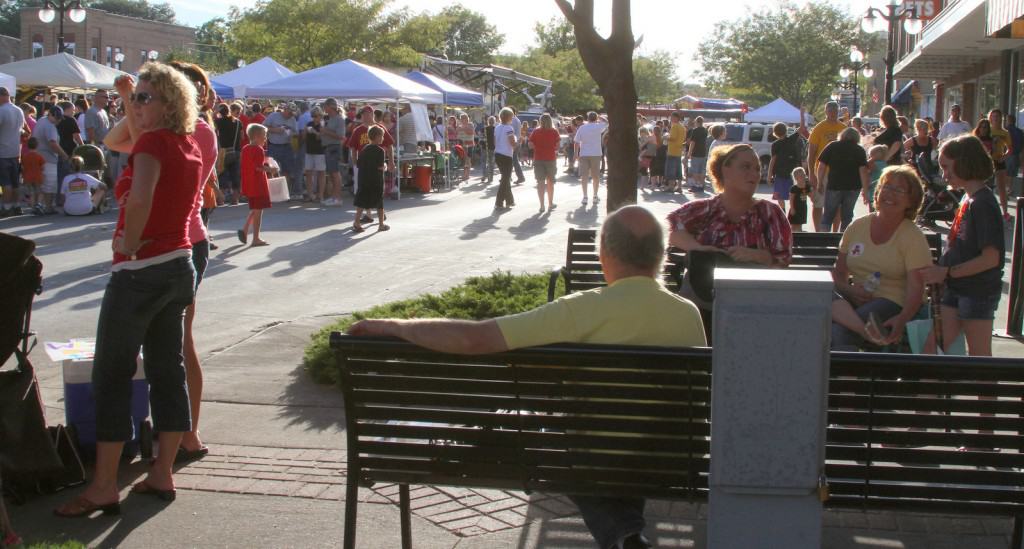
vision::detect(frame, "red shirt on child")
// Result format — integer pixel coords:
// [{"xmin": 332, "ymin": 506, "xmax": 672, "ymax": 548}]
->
[
  {"xmin": 21, "ymin": 151, "xmax": 45, "ymax": 184},
  {"xmin": 241, "ymin": 143, "xmax": 269, "ymax": 198}
]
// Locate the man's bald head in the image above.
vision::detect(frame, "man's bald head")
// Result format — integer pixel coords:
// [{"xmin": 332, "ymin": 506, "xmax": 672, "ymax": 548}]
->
[{"xmin": 600, "ymin": 206, "xmax": 664, "ymax": 275}]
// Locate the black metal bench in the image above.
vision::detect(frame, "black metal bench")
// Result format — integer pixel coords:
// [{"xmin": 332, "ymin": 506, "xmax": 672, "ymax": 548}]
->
[
  {"xmin": 547, "ymin": 229, "xmax": 944, "ymax": 300},
  {"xmin": 332, "ymin": 335, "xmax": 1024, "ymax": 548},
  {"xmin": 333, "ymin": 335, "xmax": 711, "ymax": 549},
  {"xmin": 826, "ymin": 351, "xmax": 1024, "ymax": 546}
]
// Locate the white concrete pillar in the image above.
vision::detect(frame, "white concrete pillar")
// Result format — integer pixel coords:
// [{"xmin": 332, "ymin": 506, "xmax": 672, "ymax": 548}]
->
[{"xmin": 707, "ymin": 268, "xmax": 834, "ymax": 549}]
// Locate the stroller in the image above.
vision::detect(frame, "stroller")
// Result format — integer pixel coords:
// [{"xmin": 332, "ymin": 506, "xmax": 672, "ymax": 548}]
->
[
  {"xmin": 914, "ymin": 151, "xmax": 963, "ymax": 226},
  {"xmin": 0, "ymin": 233, "xmax": 83, "ymax": 545}
]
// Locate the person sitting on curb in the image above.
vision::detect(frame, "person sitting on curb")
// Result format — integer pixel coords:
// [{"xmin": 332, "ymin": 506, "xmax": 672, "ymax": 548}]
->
[{"xmin": 349, "ymin": 205, "xmax": 707, "ymax": 549}]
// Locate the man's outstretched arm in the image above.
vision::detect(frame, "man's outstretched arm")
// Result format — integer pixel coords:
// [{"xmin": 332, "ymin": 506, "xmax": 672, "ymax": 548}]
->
[{"xmin": 347, "ymin": 318, "xmax": 508, "ymax": 355}]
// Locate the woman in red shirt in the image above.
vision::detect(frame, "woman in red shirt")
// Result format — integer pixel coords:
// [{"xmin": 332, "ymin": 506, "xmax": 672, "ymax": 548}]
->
[
  {"xmin": 55, "ymin": 63, "xmax": 205, "ymax": 517},
  {"xmin": 528, "ymin": 114, "xmax": 562, "ymax": 212}
]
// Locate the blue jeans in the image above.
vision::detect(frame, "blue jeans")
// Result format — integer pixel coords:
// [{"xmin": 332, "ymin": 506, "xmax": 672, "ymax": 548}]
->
[
  {"xmin": 512, "ymin": 148, "xmax": 525, "ymax": 181},
  {"xmin": 483, "ymin": 148, "xmax": 495, "ymax": 180},
  {"xmin": 823, "ymin": 189, "xmax": 860, "ymax": 231},
  {"xmin": 569, "ymin": 494, "xmax": 646, "ymax": 549},
  {"xmin": 93, "ymin": 257, "xmax": 196, "ymax": 441},
  {"xmin": 831, "ymin": 296, "xmax": 901, "ymax": 351},
  {"xmin": 267, "ymin": 143, "xmax": 296, "ymax": 193}
]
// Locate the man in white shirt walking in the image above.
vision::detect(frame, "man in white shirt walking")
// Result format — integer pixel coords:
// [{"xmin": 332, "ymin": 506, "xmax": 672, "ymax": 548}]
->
[
  {"xmin": 574, "ymin": 111, "xmax": 608, "ymax": 205},
  {"xmin": 937, "ymin": 104, "xmax": 973, "ymax": 143}
]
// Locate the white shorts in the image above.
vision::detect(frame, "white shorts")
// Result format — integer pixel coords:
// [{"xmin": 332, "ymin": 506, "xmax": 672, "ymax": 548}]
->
[
  {"xmin": 304, "ymin": 154, "xmax": 326, "ymax": 171},
  {"xmin": 41, "ymin": 163, "xmax": 58, "ymax": 194}
]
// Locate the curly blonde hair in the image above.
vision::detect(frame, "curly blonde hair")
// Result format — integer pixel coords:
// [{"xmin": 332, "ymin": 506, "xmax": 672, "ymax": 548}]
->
[{"xmin": 137, "ymin": 62, "xmax": 197, "ymax": 135}]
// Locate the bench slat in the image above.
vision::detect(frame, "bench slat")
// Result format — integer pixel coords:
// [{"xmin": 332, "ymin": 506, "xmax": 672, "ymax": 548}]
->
[
  {"xmin": 826, "ymin": 462, "xmax": 1024, "ymax": 486},
  {"xmin": 829, "ymin": 393, "xmax": 1024, "ymax": 414}
]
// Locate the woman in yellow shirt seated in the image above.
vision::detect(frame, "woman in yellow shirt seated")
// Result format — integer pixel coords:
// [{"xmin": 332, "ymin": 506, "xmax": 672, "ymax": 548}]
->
[{"xmin": 831, "ymin": 165, "xmax": 933, "ymax": 350}]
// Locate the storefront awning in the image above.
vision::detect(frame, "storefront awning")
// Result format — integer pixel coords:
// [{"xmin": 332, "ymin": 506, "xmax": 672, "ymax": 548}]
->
[
  {"xmin": 891, "ymin": 80, "xmax": 919, "ymax": 105},
  {"xmin": 893, "ymin": 0, "xmax": 1024, "ymax": 81}
]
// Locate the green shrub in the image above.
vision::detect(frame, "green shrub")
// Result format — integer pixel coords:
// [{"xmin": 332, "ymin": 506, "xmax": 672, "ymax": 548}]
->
[{"xmin": 304, "ymin": 271, "xmax": 565, "ymax": 386}]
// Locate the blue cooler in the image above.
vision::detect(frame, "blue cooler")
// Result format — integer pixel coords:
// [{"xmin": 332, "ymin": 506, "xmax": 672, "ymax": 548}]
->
[{"xmin": 63, "ymin": 354, "xmax": 150, "ymax": 460}]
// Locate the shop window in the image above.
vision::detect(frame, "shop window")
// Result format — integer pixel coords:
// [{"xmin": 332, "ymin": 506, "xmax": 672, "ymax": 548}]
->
[
  {"xmin": 32, "ymin": 34, "xmax": 44, "ymax": 58},
  {"xmin": 90, "ymin": 47, "xmax": 98, "ymax": 62},
  {"xmin": 105, "ymin": 46, "xmax": 112, "ymax": 66}
]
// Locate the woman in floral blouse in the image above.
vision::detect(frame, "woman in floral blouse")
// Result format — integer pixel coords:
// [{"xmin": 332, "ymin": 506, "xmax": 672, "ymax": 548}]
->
[{"xmin": 668, "ymin": 144, "xmax": 793, "ymax": 268}]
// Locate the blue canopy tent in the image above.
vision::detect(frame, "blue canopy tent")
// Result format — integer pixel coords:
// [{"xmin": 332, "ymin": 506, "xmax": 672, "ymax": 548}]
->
[
  {"xmin": 211, "ymin": 79, "xmax": 233, "ymax": 99},
  {"xmin": 404, "ymin": 71, "xmax": 483, "ymax": 107},
  {"xmin": 404, "ymin": 71, "xmax": 483, "ymax": 188}
]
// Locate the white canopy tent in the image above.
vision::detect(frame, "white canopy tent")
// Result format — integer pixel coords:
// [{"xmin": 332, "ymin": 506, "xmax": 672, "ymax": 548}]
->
[
  {"xmin": 211, "ymin": 57, "xmax": 294, "ymax": 98},
  {"xmin": 0, "ymin": 72, "xmax": 14, "ymax": 94},
  {"xmin": 0, "ymin": 53, "xmax": 126, "ymax": 91},
  {"xmin": 745, "ymin": 98, "xmax": 815, "ymax": 125},
  {"xmin": 249, "ymin": 59, "xmax": 445, "ymax": 198},
  {"xmin": 247, "ymin": 59, "xmax": 442, "ymax": 103}
]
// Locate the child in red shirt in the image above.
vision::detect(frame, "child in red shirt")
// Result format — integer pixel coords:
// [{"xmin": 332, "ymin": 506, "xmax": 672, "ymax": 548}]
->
[
  {"xmin": 238, "ymin": 124, "xmax": 274, "ymax": 246},
  {"xmin": 21, "ymin": 137, "xmax": 46, "ymax": 213}
]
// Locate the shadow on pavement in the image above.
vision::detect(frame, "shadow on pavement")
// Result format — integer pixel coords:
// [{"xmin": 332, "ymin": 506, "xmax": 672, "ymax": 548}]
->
[
  {"xmin": 247, "ymin": 228, "xmax": 362, "ymax": 277},
  {"xmin": 277, "ymin": 363, "xmax": 346, "ymax": 432},
  {"xmin": 564, "ymin": 204, "xmax": 600, "ymax": 227},
  {"xmin": 7, "ymin": 464, "xmax": 164, "ymax": 549},
  {"xmin": 508, "ymin": 211, "xmax": 551, "ymax": 240},
  {"xmin": 460, "ymin": 212, "xmax": 501, "ymax": 240}
]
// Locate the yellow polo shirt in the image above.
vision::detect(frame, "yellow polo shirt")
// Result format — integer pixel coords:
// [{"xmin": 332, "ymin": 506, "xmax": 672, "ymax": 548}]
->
[
  {"xmin": 497, "ymin": 276, "xmax": 706, "ymax": 348},
  {"xmin": 667, "ymin": 124, "xmax": 687, "ymax": 157},
  {"xmin": 808, "ymin": 120, "xmax": 848, "ymax": 172}
]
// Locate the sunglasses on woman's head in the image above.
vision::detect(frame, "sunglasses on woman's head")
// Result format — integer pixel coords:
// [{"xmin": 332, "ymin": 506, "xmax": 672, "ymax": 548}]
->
[{"xmin": 130, "ymin": 92, "xmax": 158, "ymax": 105}]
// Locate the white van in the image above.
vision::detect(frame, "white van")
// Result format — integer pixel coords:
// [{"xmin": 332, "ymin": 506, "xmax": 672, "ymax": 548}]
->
[{"xmin": 708, "ymin": 123, "xmax": 802, "ymax": 183}]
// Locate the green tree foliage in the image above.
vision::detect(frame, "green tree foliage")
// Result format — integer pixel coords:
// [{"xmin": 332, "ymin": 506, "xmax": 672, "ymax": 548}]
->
[
  {"xmin": 228, "ymin": 0, "xmax": 416, "ymax": 71},
  {"xmin": 498, "ymin": 49, "xmax": 601, "ymax": 114},
  {"xmin": 436, "ymin": 5, "xmax": 503, "ymax": 64},
  {"xmin": 696, "ymin": 2, "xmax": 862, "ymax": 115},
  {"xmin": 633, "ymin": 51, "xmax": 678, "ymax": 104},
  {"xmin": 225, "ymin": 0, "xmax": 497, "ymax": 71},
  {"xmin": 533, "ymin": 16, "xmax": 575, "ymax": 55}
]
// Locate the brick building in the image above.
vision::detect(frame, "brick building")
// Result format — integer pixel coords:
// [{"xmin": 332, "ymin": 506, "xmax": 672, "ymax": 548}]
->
[
  {"xmin": 0, "ymin": 35, "xmax": 19, "ymax": 64},
  {"xmin": 19, "ymin": 7, "xmax": 194, "ymax": 71},
  {"xmin": 890, "ymin": 0, "xmax": 1024, "ymax": 122}
]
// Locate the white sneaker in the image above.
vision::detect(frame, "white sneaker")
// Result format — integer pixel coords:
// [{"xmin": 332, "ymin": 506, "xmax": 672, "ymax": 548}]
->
[
  {"xmin": 581, "ymin": 197, "xmax": 588, "ymax": 205},
  {"xmin": 594, "ymin": 196, "xmax": 600, "ymax": 204}
]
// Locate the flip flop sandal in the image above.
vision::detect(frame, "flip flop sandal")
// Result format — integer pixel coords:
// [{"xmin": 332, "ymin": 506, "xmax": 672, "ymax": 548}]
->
[
  {"xmin": 131, "ymin": 480, "xmax": 176, "ymax": 501},
  {"xmin": 53, "ymin": 495, "xmax": 121, "ymax": 518}
]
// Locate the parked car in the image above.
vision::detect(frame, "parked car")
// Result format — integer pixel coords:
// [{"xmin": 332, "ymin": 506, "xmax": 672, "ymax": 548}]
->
[{"xmin": 708, "ymin": 123, "xmax": 796, "ymax": 183}]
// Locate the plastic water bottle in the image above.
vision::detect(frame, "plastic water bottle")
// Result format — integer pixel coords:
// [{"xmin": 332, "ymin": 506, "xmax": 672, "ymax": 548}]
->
[{"xmin": 863, "ymin": 272, "xmax": 882, "ymax": 294}]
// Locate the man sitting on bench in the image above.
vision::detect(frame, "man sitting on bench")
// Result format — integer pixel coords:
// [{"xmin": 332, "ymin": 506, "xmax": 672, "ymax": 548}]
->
[{"xmin": 350, "ymin": 205, "xmax": 707, "ymax": 549}]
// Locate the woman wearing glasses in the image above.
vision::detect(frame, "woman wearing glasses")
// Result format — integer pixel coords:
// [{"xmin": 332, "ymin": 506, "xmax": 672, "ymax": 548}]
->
[
  {"xmin": 830, "ymin": 165, "xmax": 932, "ymax": 351},
  {"xmin": 56, "ymin": 63, "xmax": 206, "ymax": 517}
]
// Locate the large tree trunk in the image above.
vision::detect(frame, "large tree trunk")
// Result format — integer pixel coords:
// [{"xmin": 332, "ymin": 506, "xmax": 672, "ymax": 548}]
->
[{"xmin": 555, "ymin": 0, "xmax": 637, "ymax": 212}]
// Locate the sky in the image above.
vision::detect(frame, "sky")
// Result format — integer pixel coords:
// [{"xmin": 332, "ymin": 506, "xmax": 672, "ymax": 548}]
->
[{"xmin": 171, "ymin": 0, "xmax": 861, "ymax": 83}]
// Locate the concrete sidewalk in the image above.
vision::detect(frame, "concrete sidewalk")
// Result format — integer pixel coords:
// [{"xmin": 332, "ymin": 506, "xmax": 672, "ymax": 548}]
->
[{"xmin": 9, "ymin": 320, "xmax": 1021, "ymax": 549}]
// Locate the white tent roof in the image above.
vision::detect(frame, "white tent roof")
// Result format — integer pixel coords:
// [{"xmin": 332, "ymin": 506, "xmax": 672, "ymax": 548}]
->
[
  {"xmin": 0, "ymin": 72, "xmax": 14, "ymax": 95},
  {"xmin": 211, "ymin": 57, "xmax": 295, "ymax": 98},
  {"xmin": 0, "ymin": 53, "xmax": 127, "ymax": 91},
  {"xmin": 247, "ymin": 59, "xmax": 443, "ymax": 103},
  {"xmin": 745, "ymin": 98, "xmax": 814, "ymax": 125}
]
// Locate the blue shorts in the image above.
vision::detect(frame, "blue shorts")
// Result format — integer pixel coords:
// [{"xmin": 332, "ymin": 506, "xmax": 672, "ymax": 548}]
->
[
  {"xmin": 0, "ymin": 157, "xmax": 19, "ymax": 188},
  {"xmin": 689, "ymin": 156, "xmax": 707, "ymax": 175},
  {"xmin": 324, "ymin": 144, "xmax": 342, "ymax": 174},
  {"xmin": 664, "ymin": 156, "xmax": 682, "ymax": 180},
  {"xmin": 772, "ymin": 176, "xmax": 792, "ymax": 199},
  {"xmin": 941, "ymin": 287, "xmax": 1000, "ymax": 321}
]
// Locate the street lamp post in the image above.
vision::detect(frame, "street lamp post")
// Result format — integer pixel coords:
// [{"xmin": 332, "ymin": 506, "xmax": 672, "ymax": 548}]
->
[
  {"xmin": 38, "ymin": 1, "xmax": 86, "ymax": 54},
  {"xmin": 861, "ymin": 0, "xmax": 925, "ymax": 105},
  {"xmin": 839, "ymin": 47, "xmax": 874, "ymax": 115}
]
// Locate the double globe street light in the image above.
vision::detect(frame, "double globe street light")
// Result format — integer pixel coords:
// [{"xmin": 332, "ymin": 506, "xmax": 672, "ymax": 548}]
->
[
  {"xmin": 839, "ymin": 47, "xmax": 874, "ymax": 116},
  {"xmin": 861, "ymin": 0, "xmax": 928, "ymax": 105},
  {"xmin": 38, "ymin": 0, "xmax": 86, "ymax": 54}
]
